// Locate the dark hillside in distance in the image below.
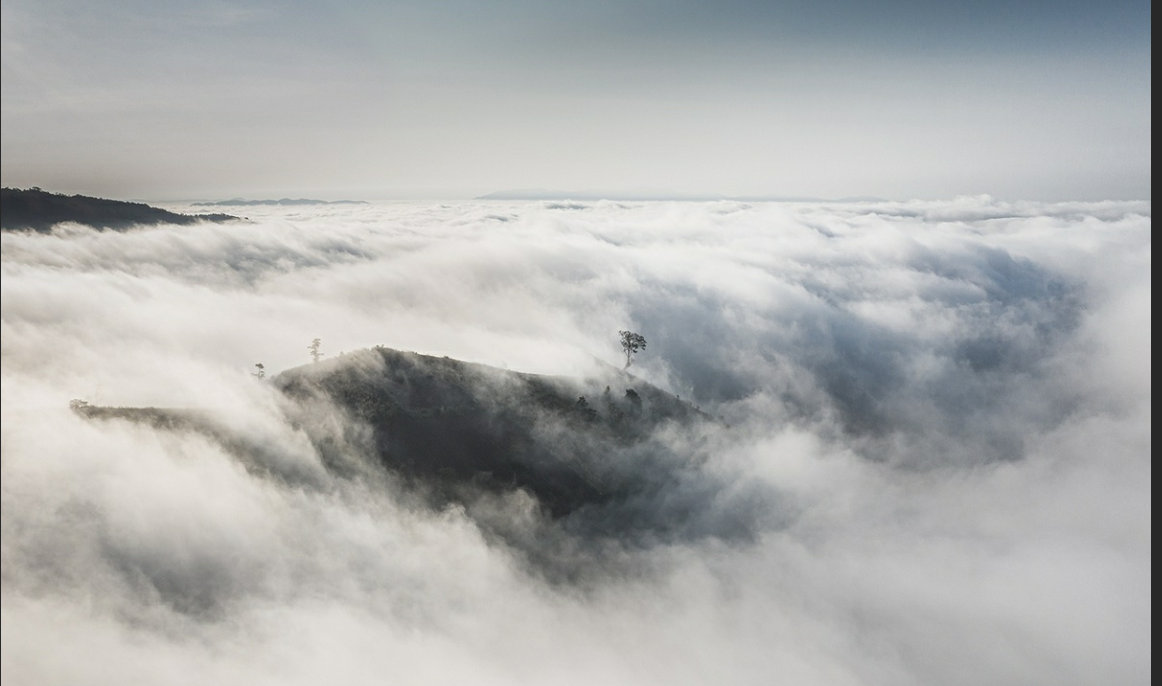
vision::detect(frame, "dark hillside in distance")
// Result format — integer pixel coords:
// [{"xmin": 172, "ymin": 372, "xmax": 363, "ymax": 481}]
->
[
  {"xmin": 73, "ymin": 347, "xmax": 769, "ymax": 581},
  {"xmin": 276, "ymin": 347, "xmax": 718, "ymax": 519},
  {"xmin": 1, "ymin": 187, "xmax": 240, "ymax": 232}
]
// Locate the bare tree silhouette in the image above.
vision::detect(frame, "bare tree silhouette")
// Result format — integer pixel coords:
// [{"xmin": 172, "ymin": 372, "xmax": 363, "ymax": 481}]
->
[{"xmin": 619, "ymin": 330, "xmax": 646, "ymax": 370}]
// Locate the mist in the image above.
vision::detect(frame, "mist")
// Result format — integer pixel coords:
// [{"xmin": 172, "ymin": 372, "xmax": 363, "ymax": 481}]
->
[{"xmin": 1, "ymin": 197, "xmax": 1151, "ymax": 685}]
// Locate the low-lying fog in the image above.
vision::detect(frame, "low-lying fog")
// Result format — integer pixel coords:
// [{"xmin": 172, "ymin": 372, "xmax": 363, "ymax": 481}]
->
[{"xmin": 1, "ymin": 197, "xmax": 1151, "ymax": 685}]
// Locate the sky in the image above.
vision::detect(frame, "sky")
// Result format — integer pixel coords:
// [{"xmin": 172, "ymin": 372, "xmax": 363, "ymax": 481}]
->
[
  {"xmin": 0, "ymin": 0, "xmax": 1152, "ymax": 200},
  {"xmin": 0, "ymin": 197, "xmax": 1151, "ymax": 684}
]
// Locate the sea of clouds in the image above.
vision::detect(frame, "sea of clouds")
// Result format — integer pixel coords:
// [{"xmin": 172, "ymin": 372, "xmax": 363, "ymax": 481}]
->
[{"xmin": 1, "ymin": 197, "xmax": 1151, "ymax": 685}]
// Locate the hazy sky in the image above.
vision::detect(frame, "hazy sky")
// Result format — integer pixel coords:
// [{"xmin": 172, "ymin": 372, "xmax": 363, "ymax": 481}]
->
[{"xmin": 0, "ymin": 0, "xmax": 1152, "ymax": 200}]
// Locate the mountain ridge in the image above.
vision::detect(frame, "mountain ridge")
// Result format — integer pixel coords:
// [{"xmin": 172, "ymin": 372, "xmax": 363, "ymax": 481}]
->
[
  {"xmin": 1, "ymin": 187, "xmax": 241, "ymax": 232},
  {"xmin": 71, "ymin": 346, "xmax": 765, "ymax": 580},
  {"xmin": 191, "ymin": 198, "xmax": 368, "ymax": 207}
]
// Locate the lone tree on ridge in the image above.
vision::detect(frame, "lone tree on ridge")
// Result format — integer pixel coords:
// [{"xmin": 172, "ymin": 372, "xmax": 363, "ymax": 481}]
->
[
  {"xmin": 308, "ymin": 338, "xmax": 324, "ymax": 363},
  {"xmin": 619, "ymin": 330, "xmax": 646, "ymax": 370}
]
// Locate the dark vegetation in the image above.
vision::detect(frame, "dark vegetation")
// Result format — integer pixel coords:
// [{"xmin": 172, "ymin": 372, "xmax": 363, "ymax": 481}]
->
[
  {"xmin": 73, "ymin": 347, "xmax": 770, "ymax": 582},
  {"xmin": 1, "ymin": 187, "xmax": 239, "ymax": 232},
  {"xmin": 277, "ymin": 348, "xmax": 713, "ymax": 520}
]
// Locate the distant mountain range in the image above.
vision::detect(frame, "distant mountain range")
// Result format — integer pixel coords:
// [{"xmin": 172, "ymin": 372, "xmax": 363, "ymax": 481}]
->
[
  {"xmin": 477, "ymin": 188, "xmax": 886, "ymax": 202},
  {"xmin": 1, "ymin": 187, "xmax": 240, "ymax": 232},
  {"xmin": 191, "ymin": 198, "xmax": 368, "ymax": 207}
]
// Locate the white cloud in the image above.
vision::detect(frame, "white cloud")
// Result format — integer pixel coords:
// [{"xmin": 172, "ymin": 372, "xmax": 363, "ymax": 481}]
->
[{"xmin": 0, "ymin": 198, "xmax": 1151, "ymax": 685}]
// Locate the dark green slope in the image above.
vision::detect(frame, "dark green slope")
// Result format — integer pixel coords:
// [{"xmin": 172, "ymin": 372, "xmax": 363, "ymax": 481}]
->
[
  {"xmin": 74, "ymin": 347, "xmax": 772, "ymax": 580},
  {"xmin": 277, "ymin": 347, "xmax": 716, "ymax": 521},
  {"xmin": 1, "ymin": 187, "xmax": 239, "ymax": 232}
]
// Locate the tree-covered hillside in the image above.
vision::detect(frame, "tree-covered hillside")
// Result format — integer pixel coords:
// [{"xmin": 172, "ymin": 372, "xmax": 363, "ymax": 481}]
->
[
  {"xmin": 277, "ymin": 347, "xmax": 715, "ymax": 519},
  {"xmin": 1, "ymin": 187, "xmax": 239, "ymax": 232},
  {"xmin": 72, "ymin": 347, "xmax": 764, "ymax": 579}
]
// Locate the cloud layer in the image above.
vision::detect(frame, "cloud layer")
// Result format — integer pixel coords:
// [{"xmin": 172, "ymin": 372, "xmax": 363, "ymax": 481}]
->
[{"xmin": 0, "ymin": 197, "xmax": 1151, "ymax": 685}]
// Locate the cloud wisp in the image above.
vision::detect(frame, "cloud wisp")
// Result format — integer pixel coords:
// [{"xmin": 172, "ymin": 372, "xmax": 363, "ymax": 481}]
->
[{"xmin": 0, "ymin": 197, "xmax": 1151, "ymax": 685}]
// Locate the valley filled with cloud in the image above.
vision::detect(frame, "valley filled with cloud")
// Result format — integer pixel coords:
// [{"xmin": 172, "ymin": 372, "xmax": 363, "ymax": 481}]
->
[{"xmin": 0, "ymin": 197, "xmax": 1151, "ymax": 685}]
